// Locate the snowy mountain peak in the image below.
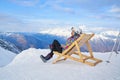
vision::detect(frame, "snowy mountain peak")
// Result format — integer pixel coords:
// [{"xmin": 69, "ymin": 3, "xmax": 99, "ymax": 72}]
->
[
  {"xmin": 40, "ymin": 27, "xmax": 119, "ymax": 38},
  {"xmin": 93, "ymin": 34, "xmax": 109, "ymax": 40},
  {"xmin": 39, "ymin": 25, "xmax": 88, "ymax": 37},
  {"xmin": 0, "ymin": 39, "xmax": 21, "ymax": 54},
  {"xmin": 100, "ymin": 30, "xmax": 119, "ymax": 37},
  {"xmin": 40, "ymin": 27, "xmax": 71, "ymax": 37}
]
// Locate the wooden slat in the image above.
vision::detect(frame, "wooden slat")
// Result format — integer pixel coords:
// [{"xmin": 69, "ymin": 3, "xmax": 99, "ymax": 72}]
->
[{"xmin": 85, "ymin": 41, "xmax": 94, "ymax": 58}]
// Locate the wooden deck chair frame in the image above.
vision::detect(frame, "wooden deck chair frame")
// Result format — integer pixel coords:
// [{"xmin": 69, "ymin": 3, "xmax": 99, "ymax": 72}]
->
[{"xmin": 53, "ymin": 33, "xmax": 102, "ymax": 66}]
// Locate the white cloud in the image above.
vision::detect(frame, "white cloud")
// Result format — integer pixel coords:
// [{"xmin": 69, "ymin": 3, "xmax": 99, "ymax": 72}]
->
[
  {"xmin": 0, "ymin": 13, "xmax": 22, "ymax": 23},
  {"xmin": 90, "ymin": 14, "xmax": 120, "ymax": 20},
  {"xmin": 52, "ymin": 4, "xmax": 75, "ymax": 14},
  {"xmin": 109, "ymin": 5, "xmax": 120, "ymax": 13},
  {"xmin": 39, "ymin": 0, "xmax": 75, "ymax": 14}
]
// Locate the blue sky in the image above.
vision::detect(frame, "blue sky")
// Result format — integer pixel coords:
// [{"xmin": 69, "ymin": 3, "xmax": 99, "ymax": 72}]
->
[{"xmin": 0, "ymin": 0, "xmax": 120, "ymax": 32}]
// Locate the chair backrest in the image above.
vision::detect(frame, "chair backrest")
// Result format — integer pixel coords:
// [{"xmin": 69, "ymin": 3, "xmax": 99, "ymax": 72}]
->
[
  {"xmin": 62, "ymin": 41, "xmax": 76, "ymax": 55},
  {"xmin": 76, "ymin": 33, "xmax": 94, "ymax": 47},
  {"xmin": 62, "ymin": 33, "xmax": 94, "ymax": 55}
]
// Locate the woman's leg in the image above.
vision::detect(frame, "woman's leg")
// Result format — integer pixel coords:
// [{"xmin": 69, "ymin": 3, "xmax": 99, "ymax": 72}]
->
[
  {"xmin": 52, "ymin": 39, "xmax": 62, "ymax": 53},
  {"xmin": 43, "ymin": 39, "xmax": 62, "ymax": 60},
  {"xmin": 44, "ymin": 50, "xmax": 54, "ymax": 60},
  {"xmin": 40, "ymin": 39, "xmax": 62, "ymax": 62}
]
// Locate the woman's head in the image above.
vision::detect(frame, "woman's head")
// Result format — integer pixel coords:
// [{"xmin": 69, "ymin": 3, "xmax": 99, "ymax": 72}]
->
[
  {"xmin": 71, "ymin": 27, "xmax": 74, "ymax": 31},
  {"xmin": 71, "ymin": 27, "xmax": 75, "ymax": 36}
]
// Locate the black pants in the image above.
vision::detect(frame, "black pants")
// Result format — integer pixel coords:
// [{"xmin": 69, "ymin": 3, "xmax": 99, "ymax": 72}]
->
[{"xmin": 44, "ymin": 39, "xmax": 62, "ymax": 60}]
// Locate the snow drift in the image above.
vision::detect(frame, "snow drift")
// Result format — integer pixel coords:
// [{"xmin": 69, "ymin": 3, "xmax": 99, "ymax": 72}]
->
[
  {"xmin": 0, "ymin": 47, "xmax": 16, "ymax": 67},
  {"xmin": 0, "ymin": 48, "xmax": 120, "ymax": 80}
]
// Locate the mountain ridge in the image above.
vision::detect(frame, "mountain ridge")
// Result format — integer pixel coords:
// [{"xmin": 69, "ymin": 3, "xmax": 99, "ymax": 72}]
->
[{"xmin": 0, "ymin": 29, "xmax": 119, "ymax": 53}]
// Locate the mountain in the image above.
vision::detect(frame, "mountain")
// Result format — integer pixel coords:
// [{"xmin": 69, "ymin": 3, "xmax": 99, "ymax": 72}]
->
[
  {"xmin": 0, "ymin": 39, "xmax": 21, "ymax": 53},
  {"xmin": 0, "ymin": 46, "xmax": 16, "ymax": 67},
  {"xmin": 39, "ymin": 25, "xmax": 87, "ymax": 37},
  {"xmin": 0, "ymin": 29, "xmax": 119, "ymax": 54},
  {"xmin": 90, "ymin": 34, "xmax": 114, "ymax": 52},
  {"xmin": 0, "ymin": 32, "xmax": 66, "ymax": 53},
  {"xmin": 40, "ymin": 27, "xmax": 71, "ymax": 37},
  {"xmin": 40, "ymin": 28, "xmax": 120, "ymax": 52},
  {"xmin": 0, "ymin": 48, "xmax": 120, "ymax": 80}
]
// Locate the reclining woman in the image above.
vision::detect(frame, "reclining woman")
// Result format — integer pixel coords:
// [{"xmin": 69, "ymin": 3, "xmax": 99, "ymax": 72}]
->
[{"xmin": 40, "ymin": 27, "xmax": 81, "ymax": 62}]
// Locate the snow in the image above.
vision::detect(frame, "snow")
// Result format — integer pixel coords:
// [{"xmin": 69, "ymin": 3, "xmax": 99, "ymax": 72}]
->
[
  {"xmin": 0, "ymin": 48, "xmax": 120, "ymax": 80},
  {"xmin": 0, "ymin": 47, "xmax": 16, "ymax": 67},
  {"xmin": 40, "ymin": 27, "xmax": 71, "ymax": 37},
  {"xmin": 93, "ymin": 34, "xmax": 109, "ymax": 40},
  {"xmin": 0, "ymin": 32, "xmax": 13, "ymax": 36},
  {"xmin": 39, "ymin": 27, "xmax": 119, "ymax": 42},
  {"xmin": 39, "ymin": 25, "xmax": 88, "ymax": 37},
  {"xmin": 100, "ymin": 30, "xmax": 119, "ymax": 37}
]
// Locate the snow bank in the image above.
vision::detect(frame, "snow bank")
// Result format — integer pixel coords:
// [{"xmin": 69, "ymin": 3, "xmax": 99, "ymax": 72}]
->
[
  {"xmin": 0, "ymin": 47, "xmax": 16, "ymax": 67},
  {"xmin": 0, "ymin": 48, "xmax": 120, "ymax": 80}
]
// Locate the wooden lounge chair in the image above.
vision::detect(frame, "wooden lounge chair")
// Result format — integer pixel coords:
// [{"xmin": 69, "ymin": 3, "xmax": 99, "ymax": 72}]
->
[{"xmin": 53, "ymin": 33, "xmax": 102, "ymax": 66}]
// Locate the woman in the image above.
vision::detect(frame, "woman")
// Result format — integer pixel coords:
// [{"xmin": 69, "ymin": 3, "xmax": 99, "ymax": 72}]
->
[{"xmin": 40, "ymin": 27, "xmax": 79, "ymax": 62}]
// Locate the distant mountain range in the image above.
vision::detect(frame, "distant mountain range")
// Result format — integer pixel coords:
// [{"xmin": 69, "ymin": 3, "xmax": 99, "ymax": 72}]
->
[
  {"xmin": 0, "ymin": 32, "xmax": 65, "ymax": 54},
  {"xmin": 0, "ymin": 29, "xmax": 119, "ymax": 54},
  {"xmin": 40, "ymin": 28, "xmax": 120, "ymax": 52}
]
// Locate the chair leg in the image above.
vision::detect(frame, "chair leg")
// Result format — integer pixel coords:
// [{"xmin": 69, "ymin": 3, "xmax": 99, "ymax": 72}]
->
[
  {"xmin": 63, "ymin": 57, "xmax": 67, "ymax": 60},
  {"xmin": 52, "ymin": 56, "xmax": 62, "ymax": 64}
]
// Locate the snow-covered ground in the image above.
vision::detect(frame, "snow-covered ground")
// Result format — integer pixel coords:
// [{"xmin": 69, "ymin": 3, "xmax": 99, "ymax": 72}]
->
[
  {"xmin": 0, "ymin": 47, "xmax": 16, "ymax": 67},
  {"xmin": 0, "ymin": 48, "xmax": 120, "ymax": 80}
]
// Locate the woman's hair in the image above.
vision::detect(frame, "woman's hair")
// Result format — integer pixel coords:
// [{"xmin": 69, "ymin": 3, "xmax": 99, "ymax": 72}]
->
[{"xmin": 71, "ymin": 27, "xmax": 74, "ymax": 30}]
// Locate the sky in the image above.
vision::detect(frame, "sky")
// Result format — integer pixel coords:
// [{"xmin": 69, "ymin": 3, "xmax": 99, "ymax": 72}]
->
[{"xmin": 0, "ymin": 0, "xmax": 120, "ymax": 32}]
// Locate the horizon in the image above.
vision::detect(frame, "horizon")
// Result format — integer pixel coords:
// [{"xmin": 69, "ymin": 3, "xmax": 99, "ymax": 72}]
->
[{"xmin": 0, "ymin": 0, "xmax": 120, "ymax": 32}]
